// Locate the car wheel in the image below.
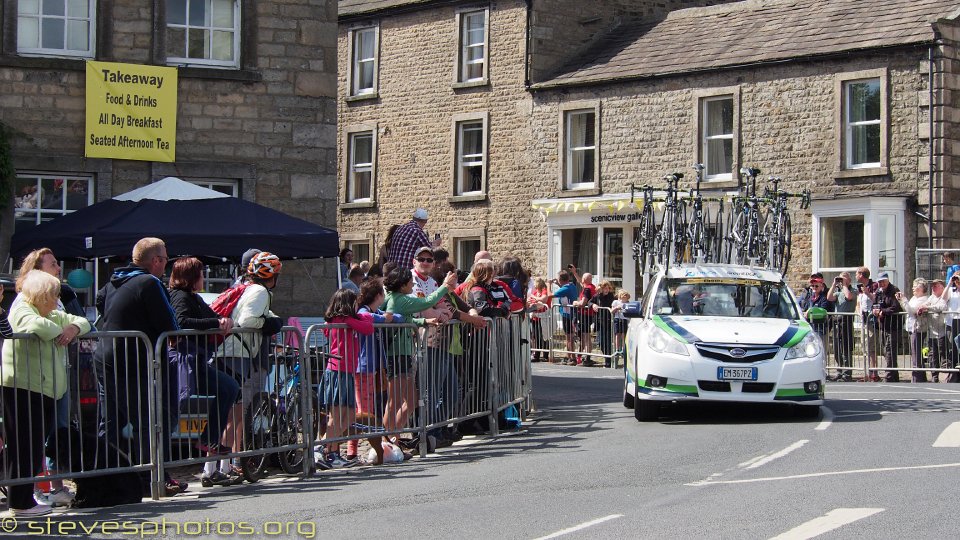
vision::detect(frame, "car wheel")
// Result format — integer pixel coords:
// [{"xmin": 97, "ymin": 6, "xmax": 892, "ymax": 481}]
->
[
  {"xmin": 792, "ymin": 404, "xmax": 820, "ymax": 420},
  {"xmin": 634, "ymin": 395, "xmax": 660, "ymax": 422}
]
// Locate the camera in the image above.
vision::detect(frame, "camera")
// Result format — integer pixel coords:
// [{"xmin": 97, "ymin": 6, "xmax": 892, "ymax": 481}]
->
[
  {"xmin": 834, "ymin": 277, "xmax": 842, "ymax": 283},
  {"xmin": 566, "ymin": 263, "xmax": 574, "ymax": 269}
]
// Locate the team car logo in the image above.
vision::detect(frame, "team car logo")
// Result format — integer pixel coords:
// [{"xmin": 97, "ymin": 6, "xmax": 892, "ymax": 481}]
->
[{"xmin": 729, "ymin": 347, "xmax": 747, "ymax": 358}]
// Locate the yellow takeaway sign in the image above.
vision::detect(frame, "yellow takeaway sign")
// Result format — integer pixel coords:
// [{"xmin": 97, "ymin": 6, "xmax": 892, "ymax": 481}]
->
[{"xmin": 85, "ymin": 61, "xmax": 177, "ymax": 162}]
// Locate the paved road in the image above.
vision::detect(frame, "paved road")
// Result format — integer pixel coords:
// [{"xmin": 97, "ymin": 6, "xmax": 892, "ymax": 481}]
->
[{"xmin": 24, "ymin": 365, "xmax": 960, "ymax": 539}]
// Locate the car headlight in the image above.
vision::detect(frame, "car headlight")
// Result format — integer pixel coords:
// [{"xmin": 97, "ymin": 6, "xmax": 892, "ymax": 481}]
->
[
  {"xmin": 647, "ymin": 325, "xmax": 689, "ymax": 356},
  {"xmin": 785, "ymin": 332, "xmax": 822, "ymax": 360}
]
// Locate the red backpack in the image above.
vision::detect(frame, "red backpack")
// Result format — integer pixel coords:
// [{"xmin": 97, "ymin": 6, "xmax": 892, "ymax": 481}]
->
[{"xmin": 210, "ymin": 283, "xmax": 251, "ymax": 318}]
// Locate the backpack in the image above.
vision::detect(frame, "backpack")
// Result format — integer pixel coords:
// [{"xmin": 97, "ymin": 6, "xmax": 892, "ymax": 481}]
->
[
  {"xmin": 490, "ymin": 279, "xmax": 525, "ymax": 313},
  {"xmin": 210, "ymin": 283, "xmax": 251, "ymax": 318}
]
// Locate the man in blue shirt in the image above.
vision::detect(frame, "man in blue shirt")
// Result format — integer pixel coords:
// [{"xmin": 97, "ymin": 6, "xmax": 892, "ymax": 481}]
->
[
  {"xmin": 550, "ymin": 270, "xmax": 580, "ymax": 364},
  {"xmin": 943, "ymin": 252, "xmax": 960, "ymax": 283}
]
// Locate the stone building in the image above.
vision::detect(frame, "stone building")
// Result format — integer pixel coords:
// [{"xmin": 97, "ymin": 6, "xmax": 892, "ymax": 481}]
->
[
  {"xmin": 0, "ymin": 0, "xmax": 338, "ymax": 313},
  {"xmin": 339, "ymin": 0, "xmax": 960, "ymax": 297}
]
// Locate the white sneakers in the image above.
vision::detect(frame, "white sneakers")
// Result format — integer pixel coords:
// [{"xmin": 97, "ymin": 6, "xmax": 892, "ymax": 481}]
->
[
  {"xmin": 11, "ymin": 503, "xmax": 52, "ymax": 517},
  {"xmin": 34, "ymin": 487, "xmax": 75, "ymax": 508}
]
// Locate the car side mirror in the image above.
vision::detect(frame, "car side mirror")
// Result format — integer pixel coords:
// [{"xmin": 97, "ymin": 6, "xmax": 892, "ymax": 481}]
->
[{"xmin": 622, "ymin": 301, "xmax": 644, "ymax": 318}]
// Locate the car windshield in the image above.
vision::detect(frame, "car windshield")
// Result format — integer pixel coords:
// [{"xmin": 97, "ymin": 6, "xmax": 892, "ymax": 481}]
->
[{"xmin": 651, "ymin": 278, "xmax": 799, "ymax": 319}]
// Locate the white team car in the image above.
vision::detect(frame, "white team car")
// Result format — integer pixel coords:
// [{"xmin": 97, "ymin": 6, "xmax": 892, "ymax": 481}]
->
[{"xmin": 622, "ymin": 264, "xmax": 825, "ymax": 421}]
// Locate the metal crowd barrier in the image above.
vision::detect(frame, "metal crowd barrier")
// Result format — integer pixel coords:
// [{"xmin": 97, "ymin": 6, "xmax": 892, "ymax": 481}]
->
[
  {"xmin": 0, "ymin": 316, "xmax": 534, "ymax": 502},
  {"xmin": 0, "ymin": 331, "xmax": 159, "ymax": 497},
  {"xmin": 530, "ymin": 305, "xmax": 622, "ymax": 368}
]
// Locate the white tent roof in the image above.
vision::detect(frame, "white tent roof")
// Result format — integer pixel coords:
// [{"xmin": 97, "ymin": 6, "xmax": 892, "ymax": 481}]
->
[{"xmin": 113, "ymin": 176, "xmax": 230, "ymax": 201}]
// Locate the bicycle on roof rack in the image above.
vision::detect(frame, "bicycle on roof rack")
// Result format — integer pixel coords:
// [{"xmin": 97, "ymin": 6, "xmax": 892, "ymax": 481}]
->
[
  {"xmin": 725, "ymin": 166, "xmax": 768, "ymax": 267},
  {"xmin": 762, "ymin": 176, "xmax": 811, "ymax": 276},
  {"xmin": 631, "ymin": 183, "xmax": 658, "ymax": 275},
  {"xmin": 655, "ymin": 172, "xmax": 688, "ymax": 271},
  {"xmin": 685, "ymin": 163, "xmax": 725, "ymax": 264}
]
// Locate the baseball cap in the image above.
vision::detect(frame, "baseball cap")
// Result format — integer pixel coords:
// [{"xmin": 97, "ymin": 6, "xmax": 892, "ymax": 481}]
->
[
  {"xmin": 809, "ymin": 277, "xmax": 825, "ymax": 285},
  {"xmin": 413, "ymin": 208, "xmax": 428, "ymax": 220},
  {"xmin": 414, "ymin": 246, "xmax": 433, "ymax": 258},
  {"xmin": 241, "ymin": 248, "xmax": 261, "ymax": 269},
  {"xmin": 877, "ymin": 271, "xmax": 890, "ymax": 281}
]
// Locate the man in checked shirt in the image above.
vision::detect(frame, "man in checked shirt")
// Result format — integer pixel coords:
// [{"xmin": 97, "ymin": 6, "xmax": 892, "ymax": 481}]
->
[{"xmin": 388, "ymin": 208, "xmax": 441, "ymax": 270}]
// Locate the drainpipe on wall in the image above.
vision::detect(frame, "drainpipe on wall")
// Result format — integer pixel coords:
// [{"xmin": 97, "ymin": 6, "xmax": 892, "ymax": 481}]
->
[
  {"xmin": 524, "ymin": 0, "xmax": 533, "ymax": 90},
  {"xmin": 929, "ymin": 32, "xmax": 940, "ymax": 249}
]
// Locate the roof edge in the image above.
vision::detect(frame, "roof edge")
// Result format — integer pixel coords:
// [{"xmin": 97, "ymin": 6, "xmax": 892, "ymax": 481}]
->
[
  {"xmin": 530, "ymin": 41, "xmax": 935, "ymax": 91},
  {"xmin": 339, "ymin": 0, "xmax": 467, "ymax": 20}
]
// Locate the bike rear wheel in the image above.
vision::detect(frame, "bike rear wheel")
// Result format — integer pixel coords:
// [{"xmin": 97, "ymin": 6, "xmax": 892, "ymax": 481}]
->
[
  {"xmin": 242, "ymin": 392, "xmax": 276, "ymax": 483},
  {"xmin": 278, "ymin": 390, "xmax": 305, "ymax": 474}
]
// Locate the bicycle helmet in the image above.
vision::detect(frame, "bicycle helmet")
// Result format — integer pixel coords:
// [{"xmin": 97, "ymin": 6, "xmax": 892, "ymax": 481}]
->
[{"xmin": 248, "ymin": 252, "xmax": 282, "ymax": 279}]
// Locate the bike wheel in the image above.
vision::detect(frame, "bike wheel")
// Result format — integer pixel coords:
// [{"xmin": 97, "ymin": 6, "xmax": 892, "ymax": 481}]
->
[
  {"xmin": 777, "ymin": 213, "xmax": 792, "ymax": 275},
  {"xmin": 242, "ymin": 392, "xmax": 276, "ymax": 483},
  {"xmin": 278, "ymin": 390, "xmax": 305, "ymax": 474},
  {"xmin": 729, "ymin": 211, "xmax": 749, "ymax": 265}
]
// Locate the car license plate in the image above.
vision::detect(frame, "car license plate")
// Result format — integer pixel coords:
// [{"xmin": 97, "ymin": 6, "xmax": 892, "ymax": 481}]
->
[
  {"xmin": 178, "ymin": 418, "xmax": 207, "ymax": 434},
  {"xmin": 717, "ymin": 366, "xmax": 758, "ymax": 381}
]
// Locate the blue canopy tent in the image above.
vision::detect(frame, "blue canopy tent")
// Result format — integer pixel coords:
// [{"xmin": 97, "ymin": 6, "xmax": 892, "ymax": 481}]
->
[{"xmin": 11, "ymin": 177, "xmax": 340, "ymax": 261}]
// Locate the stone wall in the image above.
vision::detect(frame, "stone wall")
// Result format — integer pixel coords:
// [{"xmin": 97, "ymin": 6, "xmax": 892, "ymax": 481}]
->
[{"xmin": 0, "ymin": 0, "xmax": 338, "ymax": 315}]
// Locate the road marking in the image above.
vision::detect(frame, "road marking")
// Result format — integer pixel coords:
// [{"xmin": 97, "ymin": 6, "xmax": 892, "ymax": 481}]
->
[
  {"xmin": 742, "ymin": 440, "xmax": 808, "ymax": 470},
  {"xmin": 933, "ymin": 421, "xmax": 960, "ymax": 447},
  {"xmin": 686, "ymin": 462, "xmax": 960, "ymax": 486},
  {"xmin": 533, "ymin": 514, "xmax": 623, "ymax": 539},
  {"xmin": 815, "ymin": 406, "xmax": 834, "ymax": 431},
  {"xmin": 769, "ymin": 508, "xmax": 884, "ymax": 540}
]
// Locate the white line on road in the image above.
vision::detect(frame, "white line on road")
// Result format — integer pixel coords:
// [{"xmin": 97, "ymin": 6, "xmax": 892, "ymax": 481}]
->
[
  {"xmin": 533, "ymin": 514, "xmax": 623, "ymax": 540},
  {"xmin": 769, "ymin": 508, "xmax": 884, "ymax": 540},
  {"xmin": 686, "ymin": 462, "xmax": 960, "ymax": 486},
  {"xmin": 815, "ymin": 406, "xmax": 834, "ymax": 431},
  {"xmin": 743, "ymin": 440, "xmax": 808, "ymax": 470},
  {"xmin": 933, "ymin": 421, "xmax": 960, "ymax": 447}
]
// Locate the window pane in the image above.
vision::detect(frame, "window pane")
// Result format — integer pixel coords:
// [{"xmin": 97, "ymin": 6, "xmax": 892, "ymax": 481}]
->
[
  {"xmin": 189, "ymin": 0, "xmax": 206, "ymax": 26},
  {"xmin": 211, "ymin": 30, "xmax": 233, "ymax": 60},
  {"xmin": 571, "ymin": 149, "xmax": 594, "ymax": 183},
  {"xmin": 457, "ymin": 239, "xmax": 481, "ymax": 270},
  {"xmin": 211, "ymin": 0, "xmax": 234, "ymax": 27},
  {"xmin": 706, "ymin": 138, "xmax": 732, "ymax": 177},
  {"xmin": 18, "ymin": 18, "xmax": 40, "ymax": 49},
  {"xmin": 20, "ymin": 0, "xmax": 41, "ymax": 15},
  {"xmin": 166, "ymin": 27, "xmax": 186, "ymax": 57},
  {"xmin": 705, "ymin": 98, "xmax": 733, "ymax": 136},
  {"xmin": 569, "ymin": 112, "xmax": 595, "ymax": 147},
  {"xmin": 188, "ymin": 28, "xmax": 208, "ymax": 58},
  {"xmin": 878, "ymin": 214, "xmax": 896, "ymax": 270},
  {"xmin": 462, "ymin": 124, "xmax": 482, "ymax": 155},
  {"xmin": 850, "ymin": 124, "xmax": 880, "ymax": 165},
  {"xmin": 353, "ymin": 134, "xmax": 372, "ymax": 164},
  {"xmin": 358, "ymin": 63, "xmax": 374, "ymax": 91},
  {"xmin": 41, "ymin": 18, "xmax": 65, "ymax": 49},
  {"xmin": 358, "ymin": 30, "xmax": 374, "ymax": 59},
  {"xmin": 42, "ymin": 0, "xmax": 65, "ymax": 16},
  {"xmin": 819, "ymin": 216, "xmax": 864, "ymax": 268},
  {"xmin": 466, "ymin": 63, "xmax": 483, "ymax": 80},
  {"xmin": 66, "ymin": 20, "xmax": 88, "ymax": 50},
  {"xmin": 604, "ymin": 229, "xmax": 624, "ymax": 284},
  {"xmin": 66, "ymin": 180, "xmax": 90, "ymax": 210},
  {"xmin": 352, "ymin": 171, "xmax": 371, "ymax": 200},
  {"xmin": 40, "ymin": 178, "xmax": 64, "ymax": 210},
  {"xmin": 848, "ymin": 80, "xmax": 880, "ymax": 123},
  {"xmin": 67, "ymin": 0, "xmax": 88, "ymax": 17},
  {"xmin": 167, "ymin": 0, "xmax": 187, "ymax": 25},
  {"xmin": 561, "ymin": 228, "xmax": 598, "ymax": 275}
]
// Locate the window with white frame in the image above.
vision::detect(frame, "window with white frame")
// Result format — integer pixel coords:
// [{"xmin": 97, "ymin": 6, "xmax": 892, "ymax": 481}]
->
[
  {"xmin": 812, "ymin": 198, "xmax": 905, "ymax": 288},
  {"xmin": 350, "ymin": 26, "xmax": 378, "ymax": 96},
  {"xmin": 455, "ymin": 237, "xmax": 481, "ymax": 271},
  {"xmin": 14, "ymin": 173, "xmax": 93, "ymax": 233},
  {"xmin": 457, "ymin": 9, "xmax": 487, "ymax": 83},
  {"xmin": 188, "ymin": 179, "xmax": 239, "ymax": 197},
  {"xmin": 564, "ymin": 109, "xmax": 597, "ymax": 189},
  {"xmin": 701, "ymin": 96, "xmax": 734, "ymax": 180},
  {"xmin": 347, "ymin": 131, "xmax": 374, "ymax": 202},
  {"xmin": 843, "ymin": 78, "xmax": 881, "ymax": 169},
  {"xmin": 455, "ymin": 120, "xmax": 485, "ymax": 195},
  {"xmin": 166, "ymin": 0, "xmax": 240, "ymax": 68},
  {"xmin": 17, "ymin": 0, "xmax": 95, "ymax": 58},
  {"xmin": 346, "ymin": 240, "xmax": 371, "ymax": 265}
]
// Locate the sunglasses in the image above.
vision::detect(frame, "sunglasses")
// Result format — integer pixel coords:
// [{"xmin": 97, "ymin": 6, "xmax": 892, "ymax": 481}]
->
[{"xmin": 416, "ymin": 257, "xmax": 434, "ymax": 263}]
